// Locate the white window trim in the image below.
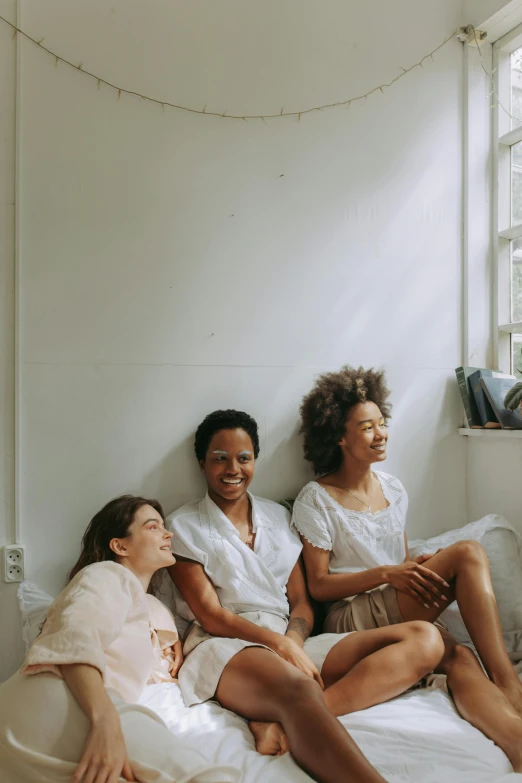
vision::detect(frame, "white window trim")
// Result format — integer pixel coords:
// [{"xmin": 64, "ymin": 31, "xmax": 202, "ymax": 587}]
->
[{"xmin": 493, "ymin": 23, "xmax": 522, "ymax": 373}]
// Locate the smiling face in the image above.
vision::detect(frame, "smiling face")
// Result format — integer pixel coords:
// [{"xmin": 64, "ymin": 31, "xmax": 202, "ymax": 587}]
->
[
  {"xmin": 109, "ymin": 504, "xmax": 175, "ymax": 573},
  {"xmin": 200, "ymin": 427, "xmax": 255, "ymax": 503},
  {"xmin": 339, "ymin": 401, "xmax": 388, "ymax": 465}
]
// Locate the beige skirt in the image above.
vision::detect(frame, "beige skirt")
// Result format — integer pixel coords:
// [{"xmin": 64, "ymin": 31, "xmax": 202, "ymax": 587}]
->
[{"xmin": 324, "ymin": 584, "xmax": 404, "ymax": 633}]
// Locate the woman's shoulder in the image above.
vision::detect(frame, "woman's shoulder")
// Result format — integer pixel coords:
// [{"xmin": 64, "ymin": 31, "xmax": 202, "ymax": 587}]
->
[
  {"xmin": 252, "ymin": 494, "xmax": 290, "ymax": 517},
  {"xmin": 251, "ymin": 495, "xmax": 294, "ymax": 532},
  {"xmin": 166, "ymin": 498, "xmax": 211, "ymax": 560},
  {"xmin": 294, "ymin": 480, "xmax": 326, "ymax": 506},
  {"xmin": 61, "ymin": 561, "xmax": 146, "ymax": 606},
  {"xmin": 165, "ymin": 498, "xmax": 202, "ymax": 529},
  {"xmin": 71, "ymin": 560, "xmax": 134, "ymax": 582},
  {"xmin": 374, "ymin": 471, "xmax": 407, "ymax": 495}
]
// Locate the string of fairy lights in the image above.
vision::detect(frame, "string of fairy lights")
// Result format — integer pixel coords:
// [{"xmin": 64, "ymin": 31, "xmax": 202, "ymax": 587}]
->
[
  {"xmin": 2, "ymin": 16, "xmax": 514, "ymax": 126},
  {"xmin": 0, "ymin": 13, "xmax": 461, "ymax": 122}
]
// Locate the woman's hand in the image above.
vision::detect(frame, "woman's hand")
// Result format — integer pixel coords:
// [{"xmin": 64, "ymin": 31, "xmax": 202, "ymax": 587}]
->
[
  {"xmin": 72, "ymin": 704, "xmax": 136, "ymax": 783},
  {"xmin": 385, "ymin": 561, "xmax": 449, "ymax": 608},
  {"xmin": 170, "ymin": 640, "xmax": 183, "ymax": 678},
  {"xmin": 268, "ymin": 634, "xmax": 324, "ymax": 689}
]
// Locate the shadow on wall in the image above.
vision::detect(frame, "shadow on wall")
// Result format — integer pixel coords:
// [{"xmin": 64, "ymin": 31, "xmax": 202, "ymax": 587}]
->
[
  {"xmin": 256, "ymin": 420, "xmax": 314, "ymax": 503},
  {"xmin": 141, "ymin": 432, "xmax": 206, "ymax": 516},
  {"xmin": 387, "ymin": 373, "xmax": 464, "ymax": 538}
]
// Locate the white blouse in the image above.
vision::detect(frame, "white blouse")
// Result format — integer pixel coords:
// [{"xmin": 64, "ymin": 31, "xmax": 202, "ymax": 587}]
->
[
  {"xmin": 166, "ymin": 493, "xmax": 303, "ymax": 622},
  {"xmin": 292, "ymin": 472, "xmax": 408, "ymax": 574}
]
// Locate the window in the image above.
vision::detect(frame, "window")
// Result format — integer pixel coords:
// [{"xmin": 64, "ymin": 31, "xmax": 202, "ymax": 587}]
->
[{"xmin": 494, "ymin": 27, "xmax": 522, "ymax": 378}]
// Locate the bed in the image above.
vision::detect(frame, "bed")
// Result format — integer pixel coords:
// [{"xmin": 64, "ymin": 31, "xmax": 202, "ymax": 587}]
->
[
  {"xmin": 16, "ymin": 513, "xmax": 522, "ymax": 782},
  {"xmin": 139, "ymin": 677, "xmax": 521, "ymax": 783},
  {"xmin": 139, "ymin": 513, "xmax": 522, "ymax": 782}
]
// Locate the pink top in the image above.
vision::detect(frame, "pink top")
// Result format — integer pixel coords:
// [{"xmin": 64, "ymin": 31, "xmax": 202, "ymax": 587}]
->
[{"xmin": 22, "ymin": 561, "xmax": 178, "ymax": 703}]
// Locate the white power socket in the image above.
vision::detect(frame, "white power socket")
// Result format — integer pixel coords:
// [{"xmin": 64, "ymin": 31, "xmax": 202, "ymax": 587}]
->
[{"xmin": 2, "ymin": 545, "xmax": 25, "ymax": 582}]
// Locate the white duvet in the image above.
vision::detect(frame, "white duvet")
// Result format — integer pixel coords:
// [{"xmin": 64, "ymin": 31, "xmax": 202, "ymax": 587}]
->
[
  {"xmin": 16, "ymin": 514, "xmax": 522, "ymax": 781},
  {"xmin": 137, "ymin": 513, "xmax": 522, "ymax": 782},
  {"xmin": 140, "ymin": 679, "xmax": 522, "ymax": 783}
]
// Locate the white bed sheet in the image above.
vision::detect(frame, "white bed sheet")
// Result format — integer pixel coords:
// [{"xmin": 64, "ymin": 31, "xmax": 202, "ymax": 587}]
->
[{"xmin": 139, "ymin": 681, "xmax": 522, "ymax": 783}]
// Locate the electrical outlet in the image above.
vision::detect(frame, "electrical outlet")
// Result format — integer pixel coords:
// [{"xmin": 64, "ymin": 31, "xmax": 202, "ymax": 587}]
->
[{"xmin": 3, "ymin": 545, "xmax": 25, "ymax": 582}]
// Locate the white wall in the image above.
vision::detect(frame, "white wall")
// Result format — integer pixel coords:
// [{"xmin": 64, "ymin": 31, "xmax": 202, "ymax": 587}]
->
[
  {"xmin": 1, "ymin": 0, "xmax": 468, "ymax": 680},
  {"xmin": 0, "ymin": 0, "xmax": 25, "ymax": 682},
  {"xmin": 463, "ymin": 0, "xmax": 515, "ymax": 26}
]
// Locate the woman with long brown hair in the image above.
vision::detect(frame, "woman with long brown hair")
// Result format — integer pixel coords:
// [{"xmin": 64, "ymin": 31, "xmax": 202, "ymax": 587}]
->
[{"xmin": 0, "ymin": 494, "xmax": 239, "ymax": 783}]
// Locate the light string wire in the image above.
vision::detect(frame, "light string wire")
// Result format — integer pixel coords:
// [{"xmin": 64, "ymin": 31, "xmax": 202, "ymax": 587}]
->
[
  {"xmin": 0, "ymin": 13, "xmax": 459, "ymax": 121},
  {"xmin": 467, "ymin": 24, "xmax": 522, "ymax": 124}
]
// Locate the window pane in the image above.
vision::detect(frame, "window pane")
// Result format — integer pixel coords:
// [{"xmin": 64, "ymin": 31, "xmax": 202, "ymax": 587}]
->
[
  {"xmin": 512, "ymin": 142, "xmax": 522, "ymax": 224},
  {"xmin": 513, "ymin": 238, "xmax": 522, "ymax": 321},
  {"xmin": 512, "ymin": 334, "xmax": 522, "ymax": 378},
  {"xmin": 511, "ymin": 46, "xmax": 522, "ymax": 129}
]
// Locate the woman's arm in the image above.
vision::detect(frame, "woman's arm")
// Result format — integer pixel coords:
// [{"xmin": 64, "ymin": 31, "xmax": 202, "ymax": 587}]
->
[
  {"xmin": 284, "ymin": 558, "xmax": 315, "ymax": 648},
  {"xmin": 168, "ymin": 559, "xmax": 321, "ymax": 682},
  {"xmin": 61, "ymin": 663, "xmax": 135, "ymax": 783},
  {"xmin": 300, "ymin": 538, "xmax": 448, "ymax": 608},
  {"xmin": 169, "ymin": 559, "xmax": 284, "ymax": 646}
]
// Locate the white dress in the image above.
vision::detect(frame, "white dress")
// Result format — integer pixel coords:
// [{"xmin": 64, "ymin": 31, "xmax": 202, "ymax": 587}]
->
[
  {"xmin": 167, "ymin": 493, "xmax": 348, "ymax": 706},
  {"xmin": 0, "ymin": 561, "xmax": 239, "ymax": 783},
  {"xmin": 292, "ymin": 472, "xmax": 408, "ymax": 573}
]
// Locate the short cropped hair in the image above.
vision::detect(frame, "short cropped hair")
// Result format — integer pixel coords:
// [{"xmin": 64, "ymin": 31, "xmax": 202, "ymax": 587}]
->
[
  {"xmin": 299, "ymin": 366, "xmax": 391, "ymax": 475},
  {"xmin": 194, "ymin": 409, "xmax": 260, "ymax": 462}
]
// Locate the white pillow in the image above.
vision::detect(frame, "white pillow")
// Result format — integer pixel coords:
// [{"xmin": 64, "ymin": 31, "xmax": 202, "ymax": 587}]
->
[
  {"xmin": 409, "ymin": 515, "xmax": 522, "ymax": 649},
  {"xmin": 17, "ymin": 580, "xmax": 54, "ymax": 651}
]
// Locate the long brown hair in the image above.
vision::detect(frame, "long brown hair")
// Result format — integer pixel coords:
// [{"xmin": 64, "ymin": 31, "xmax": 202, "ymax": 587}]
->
[{"xmin": 68, "ymin": 494, "xmax": 166, "ymax": 582}]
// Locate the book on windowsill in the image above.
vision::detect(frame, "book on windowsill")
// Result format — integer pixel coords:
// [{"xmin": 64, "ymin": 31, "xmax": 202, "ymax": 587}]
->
[
  {"xmin": 480, "ymin": 376, "xmax": 522, "ymax": 429},
  {"xmin": 455, "ymin": 366, "xmax": 483, "ymax": 427},
  {"xmin": 467, "ymin": 369, "xmax": 502, "ymax": 428}
]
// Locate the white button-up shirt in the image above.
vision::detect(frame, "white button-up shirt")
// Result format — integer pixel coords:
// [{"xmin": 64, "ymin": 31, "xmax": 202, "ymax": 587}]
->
[{"xmin": 167, "ymin": 492, "xmax": 303, "ymax": 623}]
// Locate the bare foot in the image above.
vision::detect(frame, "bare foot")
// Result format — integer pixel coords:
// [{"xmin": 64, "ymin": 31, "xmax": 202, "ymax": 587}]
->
[{"xmin": 249, "ymin": 721, "xmax": 289, "ymax": 756}]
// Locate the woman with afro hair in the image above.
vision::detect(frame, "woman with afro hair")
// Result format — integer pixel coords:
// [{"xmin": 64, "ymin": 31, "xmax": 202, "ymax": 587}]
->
[
  {"xmin": 166, "ymin": 409, "xmax": 445, "ymax": 783},
  {"xmin": 294, "ymin": 365, "xmax": 522, "ymax": 771}
]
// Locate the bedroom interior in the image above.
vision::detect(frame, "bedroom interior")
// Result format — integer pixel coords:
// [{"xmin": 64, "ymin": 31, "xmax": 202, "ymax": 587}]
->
[{"xmin": 2, "ymin": 0, "xmax": 522, "ymax": 780}]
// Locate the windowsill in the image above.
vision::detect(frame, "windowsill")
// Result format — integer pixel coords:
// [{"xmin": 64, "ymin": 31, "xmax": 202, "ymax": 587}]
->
[{"xmin": 458, "ymin": 428, "xmax": 522, "ymax": 438}]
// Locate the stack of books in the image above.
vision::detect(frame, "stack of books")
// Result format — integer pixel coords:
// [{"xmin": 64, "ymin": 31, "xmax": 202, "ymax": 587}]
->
[{"xmin": 455, "ymin": 367, "xmax": 522, "ymax": 429}]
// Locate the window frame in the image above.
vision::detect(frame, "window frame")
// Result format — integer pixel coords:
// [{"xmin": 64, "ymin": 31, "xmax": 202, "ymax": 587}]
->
[{"xmin": 493, "ymin": 24, "xmax": 522, "ymax": 376}]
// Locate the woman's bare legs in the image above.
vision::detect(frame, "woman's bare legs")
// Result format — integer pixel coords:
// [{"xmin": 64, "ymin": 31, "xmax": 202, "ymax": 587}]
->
[
  {"xmin": 320, "ymin": 620, "xmax": 443, "ymax": 715},
  {"xmin": 216, "ymin": 647, "xmax": 386, "ymax": 783},
  {"xmin": 239, "ymin": 622, "xmax": 443, "ymax": 760},
  {"xmin": 396, "ymin": 541, "xmax": 522, "ymax": 714},
  {"xmin": 436, "ymin": 633, "xmax": 522, "ymax": 772}
]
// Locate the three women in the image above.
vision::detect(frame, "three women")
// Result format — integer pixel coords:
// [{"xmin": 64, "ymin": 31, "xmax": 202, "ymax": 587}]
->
[{"xmin": 1, "ymin": 364, "xmax": 521, "ymax": 783}]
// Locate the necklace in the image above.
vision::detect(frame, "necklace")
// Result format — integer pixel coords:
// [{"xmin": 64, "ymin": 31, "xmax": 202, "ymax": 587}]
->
[
  {"xmin": 345, "ymin": 477, "xmax": 373, "ymax": 513},
  {"xmin": 243, "ymin": 516, "xmax": 255, "ymax": 549}
]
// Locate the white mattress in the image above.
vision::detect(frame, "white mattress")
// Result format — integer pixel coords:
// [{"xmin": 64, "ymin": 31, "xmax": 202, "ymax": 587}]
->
[{"xmin": 139, "ymin": 681, "xmax": 522, "ymax": 783}]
